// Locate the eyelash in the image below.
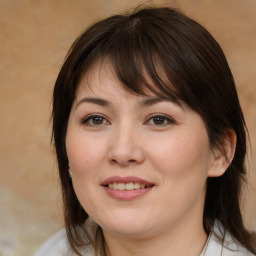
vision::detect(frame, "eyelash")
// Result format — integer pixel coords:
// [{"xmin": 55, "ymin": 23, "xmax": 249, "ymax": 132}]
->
[
  {"xmin": 81, "ymin": 114, "xmax": 110, "ymax": 126},
  {"xmin": 81, "ymin": 114, "xmax": 176, "ymax": 127},
  {"xmin": 145, "ymin": 114, "xmax": 176, "ymax": 126}
]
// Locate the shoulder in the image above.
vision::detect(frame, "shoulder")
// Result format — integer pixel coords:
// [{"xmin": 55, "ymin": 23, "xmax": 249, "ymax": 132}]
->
[
  {"xmin": 34, "ymin": 228, "xmax": 94, "ymax": 256},
  {"xmin": 205, "ymin": 220, "xmax": 255, "ymax": 256}
]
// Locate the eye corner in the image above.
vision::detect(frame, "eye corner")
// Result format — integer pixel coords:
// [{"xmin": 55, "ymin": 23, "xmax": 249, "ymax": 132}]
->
[
  {"xmin": 81, "ymin": 114, "xmax": 110, "ymax": 127},
  {"xmin": 144, "ymin": 114, "xmax": 176, "ymax": 127}
]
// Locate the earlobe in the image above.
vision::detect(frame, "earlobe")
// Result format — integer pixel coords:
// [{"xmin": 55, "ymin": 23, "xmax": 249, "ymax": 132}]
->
[{"xmin": 208, "ymin": 130, "xmax": 237, "ymax": 177}]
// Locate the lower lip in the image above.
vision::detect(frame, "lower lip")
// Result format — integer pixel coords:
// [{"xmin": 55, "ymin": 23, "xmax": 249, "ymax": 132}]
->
[{"xmin": 103, "ymin": 186, "xmax": 153, "ymax": 200}]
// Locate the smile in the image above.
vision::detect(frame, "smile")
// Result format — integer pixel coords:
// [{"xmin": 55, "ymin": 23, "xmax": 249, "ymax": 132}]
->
[
  {"xmin": 107, "ymin": 182, "xmax": 151, "ymax": 190},
  {"xmin": 101, "ymin": 176, "xmax": 155, "ymax": 200}
]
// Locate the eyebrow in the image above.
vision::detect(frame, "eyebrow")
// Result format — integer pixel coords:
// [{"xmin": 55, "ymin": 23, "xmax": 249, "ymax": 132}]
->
[
  {"xmin": 75, "ymin": 97, "xmax": 110, "ymax": 109},
  {"xmin": 139, "ymin": 97, "xmax": 182, "ymax": 108},
  {"xmin": 75, "ymin": 96, "xmax": 182, "ymax": 110}
]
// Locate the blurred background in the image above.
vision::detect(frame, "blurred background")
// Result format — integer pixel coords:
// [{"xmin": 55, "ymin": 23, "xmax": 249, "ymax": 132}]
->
[{"xmin": 0, "ymin": 0, "xmax": 255, "ymax": 255}]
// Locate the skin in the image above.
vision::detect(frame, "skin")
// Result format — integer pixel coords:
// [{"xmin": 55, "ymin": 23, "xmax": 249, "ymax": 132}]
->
[{"xmin": 66, "ymin": 62, "xmax": 235, "ymax": 256}]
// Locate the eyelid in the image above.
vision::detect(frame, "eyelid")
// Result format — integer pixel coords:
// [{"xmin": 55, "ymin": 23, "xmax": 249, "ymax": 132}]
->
[
  {"xmin": 81, "ymin": 113, "xmax": 110, "ymax": 125},
  {"xmin": 144, "ymin": 113, "xmax": 176, "ymax": 125}
]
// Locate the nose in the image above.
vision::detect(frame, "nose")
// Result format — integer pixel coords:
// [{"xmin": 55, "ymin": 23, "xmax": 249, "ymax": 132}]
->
[{"xmin": 107, "ymin": 125, "xmax": 145, "ymax": 167}]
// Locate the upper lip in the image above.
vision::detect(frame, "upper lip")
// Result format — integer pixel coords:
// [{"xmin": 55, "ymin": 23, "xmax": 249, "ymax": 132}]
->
[{"xmin": 101, "ymin": 176, "xmax": 154, "ymax": 186}]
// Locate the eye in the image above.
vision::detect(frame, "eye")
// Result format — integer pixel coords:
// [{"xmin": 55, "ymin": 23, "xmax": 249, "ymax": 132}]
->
[
  {"xmin": 145, "ymin": 114, "xmax": 175, "ymax": 126},
  {"xmin": 81, "ymin": 114, "xmax": 110, "ymax": 126}
]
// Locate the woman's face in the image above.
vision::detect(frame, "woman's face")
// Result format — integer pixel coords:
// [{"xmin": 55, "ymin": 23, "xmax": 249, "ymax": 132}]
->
[{"xmin": 66, "ymin": 63, "xmax": 217, "ymax": 239}]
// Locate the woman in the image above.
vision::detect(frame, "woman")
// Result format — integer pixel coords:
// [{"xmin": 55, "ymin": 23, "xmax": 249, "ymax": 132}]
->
[{"xmin": 35, "ymin": 6, "xmax": 256, "ymax": 256}]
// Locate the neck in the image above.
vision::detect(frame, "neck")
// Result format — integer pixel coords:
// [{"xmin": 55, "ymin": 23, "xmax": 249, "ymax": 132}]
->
[{"xmin": 103, "ymin": 216, "xmax": 207, "ymax": 256}]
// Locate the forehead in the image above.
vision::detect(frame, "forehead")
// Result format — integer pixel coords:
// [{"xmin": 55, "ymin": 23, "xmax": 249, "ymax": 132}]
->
[
  {"xmin": 74, "ymin": 61, "xmax": 186, "ymax": 113},
  {"xmin": 77, "ymin": 61, "xmax": 124, "ymax": 95},
  {"xmin": 76, "ymin": 59, "xmax": 181, "ymax": 105},
  {"xmin": 75, "ymin": 68, "xmax": 155, "ymax": 108}
]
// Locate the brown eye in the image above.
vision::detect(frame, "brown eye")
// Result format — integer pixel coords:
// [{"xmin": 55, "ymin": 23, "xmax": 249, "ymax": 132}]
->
[
  {"xmin": 146, "ymin": 114, "xmax": 175, "ymax": 126},
  {"xmin": 91, "ymin": 116, "xmax": 104, "ymax": 125},
  {"xmin": 82, "ymin": 115, "xmax": 109, "ymax": 126},
  {"xmin": 152, "ymin": 116, "xmax": 166, "ymax": 125}
]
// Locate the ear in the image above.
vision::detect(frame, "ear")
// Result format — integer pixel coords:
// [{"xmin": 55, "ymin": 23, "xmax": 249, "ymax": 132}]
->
[{"xmin": 207, "ymin": 129, "xmax": 237, "ymax": 177}]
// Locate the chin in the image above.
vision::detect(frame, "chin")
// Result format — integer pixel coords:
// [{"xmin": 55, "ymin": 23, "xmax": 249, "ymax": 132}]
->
[
  {"xmin": 104, "ymin": 224, "xmax": 153, "ymax": 239},
  {"xmin": 98, "ymin": 213, "xmax": 155, "ymax": 238}
]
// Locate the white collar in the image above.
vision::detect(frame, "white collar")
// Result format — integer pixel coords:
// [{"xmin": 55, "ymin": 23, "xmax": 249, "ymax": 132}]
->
[
  {"xmin": 204, "ymin": 220, "xmax": 254, "ymax": 256},
  {"xmin": 35, "ymin": 220, "xmax": 254, "ymax": 256}
]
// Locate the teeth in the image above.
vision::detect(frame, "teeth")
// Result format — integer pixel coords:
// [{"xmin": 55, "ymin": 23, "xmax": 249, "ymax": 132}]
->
[
  {"xmin": 126, "ymin": 182, "xmax": 134, "ymax": 190},
  {"xmin": 113, "ymin": 182, "xmax": 118, "ymax": 190},
  {"xmin": 118, "ymin": 183, "xmax": 126, "ymax": 190},
  {"xmin": 134, "ymin": 183, "xmax": 141, "ymax": 189},
  {"xmin": 107, "ymin": 182, "xmax": 149, "ymax": 190}
]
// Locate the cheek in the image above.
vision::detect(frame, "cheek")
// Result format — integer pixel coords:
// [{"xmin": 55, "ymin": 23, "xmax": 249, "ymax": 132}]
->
[
  {"xmin": 66, "ymin": 130, "xmax": 108, "ymax": 177},
  {"xmin": 65, "ymin": 131, "xmax": 108, "ymax": 212},
  {"xmin": 151, "ymin": 133, "xmax": 210, "ymax": 206},
  {"xmin": 149, "ymin": 130, "xmax": 212, "ymax": 181}
]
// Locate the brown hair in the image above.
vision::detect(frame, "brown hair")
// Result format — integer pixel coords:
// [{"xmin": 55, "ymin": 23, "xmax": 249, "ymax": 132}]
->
[{"xmin": 52, "ymin": 6, "xmax": 256, "ymax": 255}]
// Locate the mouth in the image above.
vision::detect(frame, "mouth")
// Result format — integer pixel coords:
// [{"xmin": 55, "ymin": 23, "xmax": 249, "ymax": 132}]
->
[
  {"xmin": 101, "ymin": 176, "xmax": 155, "ymax": 200},
  {"xmin": 104, "ymin": 182, "xmax": 153, "ymax": 191}
]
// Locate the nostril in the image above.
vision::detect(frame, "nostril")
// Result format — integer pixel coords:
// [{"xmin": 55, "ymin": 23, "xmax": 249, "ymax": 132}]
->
[
  {"xmin": 108, "ymin": 145, "xmax": 145, "ymax": 166},
  {"xmin": 128, "ymin": 159, "xmax": 136, "ymax": 163},
  {"xmin": 109, "ymin": 158, "xmax": 138, "ymax": 167}
]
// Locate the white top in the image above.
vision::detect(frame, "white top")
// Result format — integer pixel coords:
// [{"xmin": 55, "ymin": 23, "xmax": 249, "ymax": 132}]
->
[{"xmin": 35, "ymin": 220, "xmax": 255, "ymax": 256}]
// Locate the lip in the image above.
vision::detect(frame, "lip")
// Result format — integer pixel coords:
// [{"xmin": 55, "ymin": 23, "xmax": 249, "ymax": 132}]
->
[
  {"xmin": 101, "ymin": 176, "xmax": 155, "ymax": 201},
  {"xmin": 101, "ymin": 176, "xmax": 154, "ymax": 186},
  {"xmin": 103, "ymin": 186, "xmax": 153, "ymax": 200}
]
